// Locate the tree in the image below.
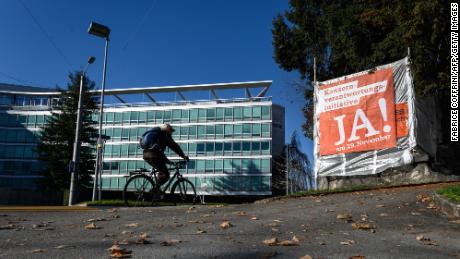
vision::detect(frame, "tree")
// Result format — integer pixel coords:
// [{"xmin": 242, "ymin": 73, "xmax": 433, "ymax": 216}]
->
[
  {"xmin": 272, "ymin": 0, "xmax": 449, "ymax": 140},
  {"xmin": 37, "ymin": 71, "xmax": 97, "ymax": 191}
]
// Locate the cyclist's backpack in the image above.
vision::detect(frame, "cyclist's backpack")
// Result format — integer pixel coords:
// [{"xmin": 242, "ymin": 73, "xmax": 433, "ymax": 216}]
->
[{"xmin": 139, "ymin": 127, "xmax": 161, "ymax": 150}]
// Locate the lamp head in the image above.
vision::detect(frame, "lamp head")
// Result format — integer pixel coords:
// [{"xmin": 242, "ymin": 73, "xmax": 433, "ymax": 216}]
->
[
  {"xmin": 87, "ymin": 56, "xmax": 96, "ymax": 64},
  {"xmin": 88, "ymin": 22, "xmax": 110, "ymax": 38}
]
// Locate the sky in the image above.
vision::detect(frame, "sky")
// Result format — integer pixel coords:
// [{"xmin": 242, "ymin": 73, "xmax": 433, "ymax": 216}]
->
[{"xmin": 0, "ymin": 0, "xmax": 313, "ymax": 159}]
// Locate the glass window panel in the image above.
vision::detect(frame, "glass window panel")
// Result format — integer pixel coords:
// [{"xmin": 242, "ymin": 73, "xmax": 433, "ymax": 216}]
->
[
  {"xmin": 197, "ymin": 126, "xmax": 206, "ymax": 138},
  {"xmin": 224, "ymin": 108, "xmax": 233, "ymax": 120},
  {"xmin": 262, "ymin": 106, "xmax": 270, "ymax": 120},
  {"xmin": 215, "ymin": 142, "xmax": 223, "ymax": 154},
  {"xmin": 243, "ymin": 107, "xmax": 252, "ymax": 119},
  {"xmin": 261, "ymin": 159, "xmax": 270, "ymax": 172},
  {"xmin": 114, "ymin": 113, "xmax": 122, "ymax": 124},
  {"xmin": 189, "ymin": 126, "xmax": 197, "ymax": 138},
  {"xmin": 147, "ymin": 111, "xmax": 155, "ymax": 123},
  {"xmin": 232, "ymin": 159, "xmax": 241, "ymax": 172},
  {"xmin": 18, "ymin": 115, "xmax": 26, "ymax": 124},
  {"xmin": 187, "ymin": 160, "xmax": 196, "ymax": 171},
  {"xmin": 253, "ymin": 106, "xmax": 261, "ymax": 119},
  {"xmin": 234, "ymin": 107, "xmax": 242, "ymax": 120},
  {"xmin": 262, "ymin": 124, "xmax": 270, "ymax": 137},
  {"xmin": 252, "ymin": 124, "xmax": 261, "ymax": 136},
  {"xmin": 243, "ymin": 124, "xmax": 251, "ymax": 135},
  {"xmin": 181, "ymin": 110, "xmax": 189, "ymax": 122},
  {"xmin": 224, "ymin": 124, "xmax": 233, "ymax": 137},
  {"xmin": 129, "ymin": 128, "xmax": 138, "ymax": 141},
  {"xmin": 122, "ymin": 128, "xmax": 130, "ymax": 140},
  {"xmin": 233, "ymin": 142, "xmax": 241, "ymax": 152},
  {"xmin": 138, "ymin": 112, "xmax": 147, "ymax": 123},
  {"xmin": 224, "ymin": 142, "xmax": 232, "ymax": 152},
  {"xmin": 242, "ymin": 141, "xmax": 251, "ymax": 152},
  {"xmin": 216, "ymin": 108, "xmax": 224, "ymax": 121},
  {"xmin": 205, "ymin": 160, "xmax": 214, "ymax": 172},
  {"xmin": 131, "ymin": 111, "xmax": 139, "ymax": 123},
  {"xmin": 198, "ymin": 109, "xmax": 206, "ymax": 122},
  {"xmin": 172, "ymin": 109, "xmax": 181, "ymax": 122},
  {"xmin": 180, "ymin": 126, "xmax": 189, "ymax": 138},
  {"xmin": 206, "ymin": 142, "xmax": 214, "ymax": 154},
  {"xmin": 122, "ymin": 112, "xmax": 131, "ymax": 124},
  {"xmin": 188, "ymin": 143, "xmax": 196, "ymax": 154},
  {"xmin": 242, "ymin": 159, "xmax": 251, "ymax": 171},
  {"xmin": 261, "ymin": 141, "xmax": 270, "ymax": 154},
  {"xmin": 154, "ymin": 110, "xmax": 163, "ymax": 123},
  {"xmin": 163, "ymin": 110, "xmax": 171, "ymax": 122},
  {"xmin": 36, "ymin": 115, "xmax": 44, "ymax": 125},
  {"xmin": 197, "ymin": 143, "xmax": 205, "ymax": 154},
  {"xmin": 189, "ymin": 109, "xmax": 198, "ymax": 122},
  {"xmin": 234, "ymin": 125, "xmax": 242, "ymax": 136},
  {"xmin": 28, "ymin": 115, "xmax": 36, "ymax": 125},
  {"xmin": 128, "ymin": 161, "xmax": 136, "ymax": 170},
  {"xmin": 121, "ymin": 145, "xmax": 129, "ymax": 157},
  {"xmin": 128, "ymin": 144, "xmax": 137, "ymax": 157},
  {"xmin": 215, "ymin": 125, "xmax": 223, "ymax": 136},
  {"xmin": 104, "ymin": 145, "xmax": 112, "ymax": 157},
  {"xmin": 215, "ymin": 159, "xmax": 223, "ymax": 171},
  {"xmin": 206, "ymin": 108, "xmax": 215, "ymax": 121},
  {"xmin": 196, "ymin": 160, "xmax": 205, "ymax": 171},
  {"xmin": 7, "ymin": 130, "xmax": 16, "ymax": 142},
  {"xmin": 106, "ymin": 112, "xmax": 114, "ymax": 124},
  {"xmin": 112, "ymin": 145, "xmax": 120, "ymax": 157},
  {"xmin": 223, "ymin": 159, "xmax": 232, "ymax": 173},
  {"xmin": 119, "ymin": 161, "xmax": 128, "ymax": 172},
  {"xmin": 252, "ymin": 142, "xmax": 260, "ymax": 153},
  {"xmin": 206, "ymin": 125, "xmax": 215, "ymax": 136}
]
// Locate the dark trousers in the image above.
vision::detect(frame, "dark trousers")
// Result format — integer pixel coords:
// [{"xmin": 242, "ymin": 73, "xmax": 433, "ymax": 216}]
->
[{"xmin": 143, "ymin": 150, "xmax": 169, "ymax": 186}]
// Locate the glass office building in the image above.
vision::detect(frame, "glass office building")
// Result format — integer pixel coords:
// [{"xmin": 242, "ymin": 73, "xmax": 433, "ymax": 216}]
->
[{"xmin": 0, "ymin": 81, "xmax": 284, "ymax": 196}]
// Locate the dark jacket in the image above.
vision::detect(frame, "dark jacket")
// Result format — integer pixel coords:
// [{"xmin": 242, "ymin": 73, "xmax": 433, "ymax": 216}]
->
[{"xmin": 152, "ymin": 127, "xmax": 186, "ymax": 159}]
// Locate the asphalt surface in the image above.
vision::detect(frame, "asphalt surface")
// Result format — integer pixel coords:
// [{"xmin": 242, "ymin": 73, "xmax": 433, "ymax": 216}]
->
[{"xmin": 0, "ymin": 183, "xmax": 459, "ymax": 259}]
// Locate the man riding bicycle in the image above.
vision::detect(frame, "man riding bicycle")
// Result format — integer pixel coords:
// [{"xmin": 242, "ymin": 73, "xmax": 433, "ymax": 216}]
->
[{"xmin": 140, "ymin": 124, "xmax": 189, "ymax": 192}]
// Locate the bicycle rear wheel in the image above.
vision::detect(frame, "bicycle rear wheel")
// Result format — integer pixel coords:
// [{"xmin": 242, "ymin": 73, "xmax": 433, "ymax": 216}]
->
[
  {"xmin": 170, "ymin": 178, "xmax": 197, "ymax": 205},
  {"xmin": 123, "ymin": 174, "xmax": 155, "ymax": 207}
]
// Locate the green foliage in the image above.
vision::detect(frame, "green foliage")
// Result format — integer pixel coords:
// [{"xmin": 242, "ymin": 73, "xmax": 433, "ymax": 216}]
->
[
  {"xmin": 272, "ymin": 0, "xmax": 449, "ymax": 138},
  {"xmin": 37, "ymin": 71, "xmax": 97, "ymax": 191},
  {"xmin": 437, "ymin": 185, "xmax": 460, "ymax": 203}
]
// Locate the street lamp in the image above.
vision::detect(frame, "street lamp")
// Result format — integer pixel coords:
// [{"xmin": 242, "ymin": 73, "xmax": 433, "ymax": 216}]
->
[
  {"xmin": 69, "ymin": 56, "xmax": 96, "ymax": 206},
  {"xmin": 88, "ymin": 21, "xmax": 110, "ymax": 201}
]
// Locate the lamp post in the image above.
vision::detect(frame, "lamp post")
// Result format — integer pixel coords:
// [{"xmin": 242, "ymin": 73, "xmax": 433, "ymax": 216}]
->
[
  {"xmin": 88, "ymin": 21, "xmax": 110, "ymax": 201},
  {"xmin": 69, "ymin": 56, "xmax": 96, "ymax": 206}
]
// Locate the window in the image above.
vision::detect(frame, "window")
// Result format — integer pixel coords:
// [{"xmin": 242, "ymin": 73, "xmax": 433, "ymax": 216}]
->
[
  {"xmin": 252, "ymin": 106, "xmax": 261, "ymax": 120},
  {"xmin": 216, "ymin": 108, "xmax": 224, "ymax": 121},
  {"xmin": 104, "ymin": 145, "xmax": 112, "ymax": 157},
  {"xmin": 147, "ymin": 111, "xmax": 155, "ymax": 123},
  {"xmin": 128, "ymin": 144, "xmax": 137, "ymax": 157},
  {"xmin": 154, "ymin": 110, "xmax": 163, "ymax": 123},
  {"xmin": 243, "ymin": 107, "xmax": 252, "ymax": 120},
  {"xmin": 261, "ymin": 124, "xmax": 270, "ymax": 137},
  {"xmin": 206, "ymin": 142, "xmax": 214, "ymax": 155},
  {"xmin": 215, "ymin": 125, "xmax": 223, "ymax": 137},
  {"xmin": 197, "ymin": 126, "xmax": 206, "ymax": 138},
  {"xmin": 261, "ymin": 141, "xmax": 270, "ymax": 154},
  {"xmin": 262, "ymin": 106, "xmax": 270, "ymax": 120},
  {"xmin": 114, "ymin": 113, "xmax": 122, "ymax": 124},
  {"xmin": 113, "ymin": 128, "xmax": 122, "ymax": 140},
  {"xmin": 129, "ymin": 128, "xmax": 138, "ymax": 141},
  {"xmin": 215, "ymin": 142, "xmax": 223, "ymax": 155},
  {"xmin": 197, "ymin": 143, "xmax": 205, "ymax": 154},
  {"xmin": 224, "ymin": 108, "xmax": 233, "ymax": 120},
  {"xmin": 234, "ymin": 107, "xmax": 242, "ymax": 120},
  {"xmin": 106, "ymin": 112, "xmax": 114, "ymax": 124},
  {"xmin": 138, "ymin": 112, "xmax": 147, "ymax": 124},
  {"xmin": 242, "ymin": 141, "xmax": 251, "ymax": 153},
  {"xmin": 180, "ymin": 126, "xmax": 189, "ymax": 139},
  {"xmin": 224, "ymin": 159, "xmax": 232, "ymax": 173},
  {"xmin": 188, "ymin": 143, "xmax": 197, "ymax": 154},
  {"xmin": 261, "ymin": 159, "xmax": 270, "ymax": 173},
  {"xmin": 205, "ymin": 160, "xmax": 214, "ymax": 172},
  {"xmin": 252, "ymin": 124, "xmax": 261, "ymax": 137},
  {"xmin": 122, "ymin": 128, "xmax": 130, "ymax": 140},
  {"xmin": 215, "ymin": 159, "xmax": 223, "ymax": 172},
  {"xmin": 243, "ymin": 124, "xmax": 251, "ymax": 135},
  {"xmin": 112, "ymin": 145, "xmax": 120, "ymax": 157},
  {"xmin": 172, "ymin": 109, "xmax": 181, "ymax": 122},
  {"xmin": 189, "ymin": 126, "xmax": 197, "ymax": 138},
  {"xmin": 206, "ymin": 125, "xmax": 215, "ymax": 136},
  {"xmin": 27, "ymin": 115, "xmax": 36, "ymax": 125},
  {"xmin": 198, "ymin": 109, "xmax": 206, "ymax": 122},
  {"xmin": 163, "ymin": 110, "xmax": 171, "ymax": 122},
  {"xmin": 36, "ymin": 115, "xmax": 44, "ymax": 125},
  {"xmin": 234, "ymin": 125, "xmax": 242, "ymax": 136},
  {"xmin": 224, "ymin": 142, "xmax": 232, "ymax": 154},
  {"xmin": 206, "ymin": 108, "xmax": 215, "ymax": 121},
  {"xmin": 196, "ymin": 160, "xmax": 205, "ymax": 172},
  {"xmin": 121, "ymin": 145, "xmax": 129, "ymax": 156},
  {"xmin": 189, "ymin": 109, "xmax": 198, "ymax": 122},
  {"xmin": 252, "ymin": 142, "xmax": 260, "ymax": 154},
  {"xmin": 181, "ymin": 110, "xmax": 189, "ymax": 123},
  {"xmin": 233, "ymin": 142, "xmax": 241, "ymax": 153},
  {"xmin": 131, "ymin": 111, "xmax": 139, "ymax": 124},
  {"xmin": 224, "ymin": 124, "xmax": 233, "ymax": 137},
  {"xmin": 122, "ymin": 112, "xmax": 131, "ymax": 124}
]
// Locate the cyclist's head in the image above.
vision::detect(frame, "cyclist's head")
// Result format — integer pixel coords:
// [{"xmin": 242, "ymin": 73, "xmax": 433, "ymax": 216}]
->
[{"xmin": 161, "ymin": 123, "xmax": 175, "ymax": 135}]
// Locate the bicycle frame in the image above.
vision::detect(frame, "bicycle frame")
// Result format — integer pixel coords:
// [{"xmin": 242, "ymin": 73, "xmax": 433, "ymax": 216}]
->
[{"xmin": 144, "ymin": 164, "xmax": 185, "ymax": 194}]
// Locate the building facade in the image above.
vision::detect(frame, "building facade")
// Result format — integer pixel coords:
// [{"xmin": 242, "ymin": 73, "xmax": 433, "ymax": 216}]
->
[{"xmin": 0, "ymin": 81, "xmax": 284, "ymax": 197}]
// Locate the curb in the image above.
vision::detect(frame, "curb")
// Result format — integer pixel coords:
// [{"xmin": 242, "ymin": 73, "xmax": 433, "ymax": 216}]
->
[
  {"xmin": 0, "ymin": 206, "xmax": 98, "ymax": 212},
  {"xmin": 433, "ymin": 193, "xmax": 460, "ymax": 218}
]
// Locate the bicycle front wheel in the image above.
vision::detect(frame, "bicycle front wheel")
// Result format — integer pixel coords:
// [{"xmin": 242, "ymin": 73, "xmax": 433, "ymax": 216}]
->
[
  {"xmin": 170, "ymin": 178, "xmax": 197, "ymax": 205},
  {"xmin": 123, "ymin": 174, "xmax": 155, "ymax": 207}
]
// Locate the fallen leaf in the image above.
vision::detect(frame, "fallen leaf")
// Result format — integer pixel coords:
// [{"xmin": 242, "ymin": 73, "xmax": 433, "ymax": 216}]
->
[
  {"xmin": 349, "ymin": 256, "xmax": 366, "ymax": 259},
  {"xmin": 340, "ymin": 239, "xmax": 356, "ymax": 245},
  {"xmin": 121, "ymin": 230, "xmax": 133, "ymax": 235},
  {"xmin": 379, "ymin": 213, "xmax": 388, "ymax": 217},
  {"xmin": 262, "ymin": 237, "xmax": 278, "ymax": 246},
  {"xmin": 202, "ymin": 214, "xmax": 213, "ymax": 217},
  {"xmin": 196, "ymin": 229, "xmax": 207, "ymax": 234},
  {"xmin": 272, "ymin": 219, "xmax": 283, "ymax": 223},
  {"xmin": 406, "ymin": 224, "xmax": 415, "ymax": 230},
  {"xmin": 87, "ymin": 218, "xmax": 106, "ymax": 222},
  {"xmin": 0, "ymin": 224, "xmax": 15, "ymax": 230},
  {"xmin": 267, "ymin": 223, "xmax": 280, "ymax": 227},
  {"xmin": 292, "ymin": 235, "xmax": 300, "ymax": 243},
  {"xmin": 139, "ymin": 232, "xmax": 149, "ymax": 239},
  {"xmin": 85, "ymin": 223, "xmax": 101, "ymax": 230},
  {"xmin": 360, "ymin": 214, "xmax": 369, "ymax": 221},
  {"xmin": 299, "ymin": 255, "xmax": 313, "ymax": 259},
  {"xmin": 277, "ymin": 240, "xmax": 299, "ymax": 246},
  {"xmin": 251, "ymin": 216, "xmax": 259, "ymax": 220},
  {"xmin": 319, "ymin": 241, "xmax": 326, "ymax": 245},
  {"xmin": 259, "ymin": 251, "xmax": 278, "ymax": 259},
  {"xmin": 336, "ymin": 213, "xmax": 353, "ymax": 221},
  {"xmin": 220, "ymin": 220, "xmax": 232, "ymax": 229},
  {"xmin": 104, "ymin": 233, "xmax": 116, "ymax": 237},
  {"xmin": 271, "ymin": 228, "xmax": 279, "ymax": 232},
  {"xmin": 411, "ymin": 212, "xmax": 421, "ymax": 216},
  {"xmin": 352, "ymin": 222, "xmax": 376, "ymax": 231},
  {"xmin": 376, "ymin": 204, "xmax": 385, "ymax": 208},
  {"xmin": 188, "ymin": 220, "xmax": 204, "ymax": 223},
  {"xmin": 54, "ymin": 245, "xmax": 75, "ymax": 249},
  {"xmin": 423, "ymin": 240, "xmax": 439, "ymax": 246},
  {"xmin": 135, "ymin": 237, "xmax": 151, "ymax": 244},
  {"xmin": 234, "ymin": 211, "xmax": 247, "ymax": 216},
  {"xmin": 124, "ymin": 223, "xmax": 138, "ymax": 228},
  {"xmin": 108, "ymin": 245, "xmax": 132, "ymax": 258},
  {"xmin": 416, "ymin": 234, "xmax": 429, "ymax": 241},
  {"xmin": 160, "ymin": 239, "xmax": 181, "ymax": 246},
  {"xmin": 32, "ymin": 249, "xmax": 46, "ymax": 253}
]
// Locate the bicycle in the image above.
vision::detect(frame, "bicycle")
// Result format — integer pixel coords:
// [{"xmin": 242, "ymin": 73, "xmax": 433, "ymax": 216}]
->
[{"xmin": 122, "ymin": 160, "xmax": 197, "ymax": 207}]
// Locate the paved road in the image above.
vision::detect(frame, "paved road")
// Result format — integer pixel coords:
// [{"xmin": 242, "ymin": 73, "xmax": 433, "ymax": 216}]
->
[{"xmin": 1, "ymin": 183, "xmax": 459, "ymax": 259}]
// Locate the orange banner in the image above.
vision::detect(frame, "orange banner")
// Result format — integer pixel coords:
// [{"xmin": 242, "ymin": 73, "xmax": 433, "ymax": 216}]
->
[{"xmin": 318, "ymin": 68, "xmax": 397, "ymax": 155}]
